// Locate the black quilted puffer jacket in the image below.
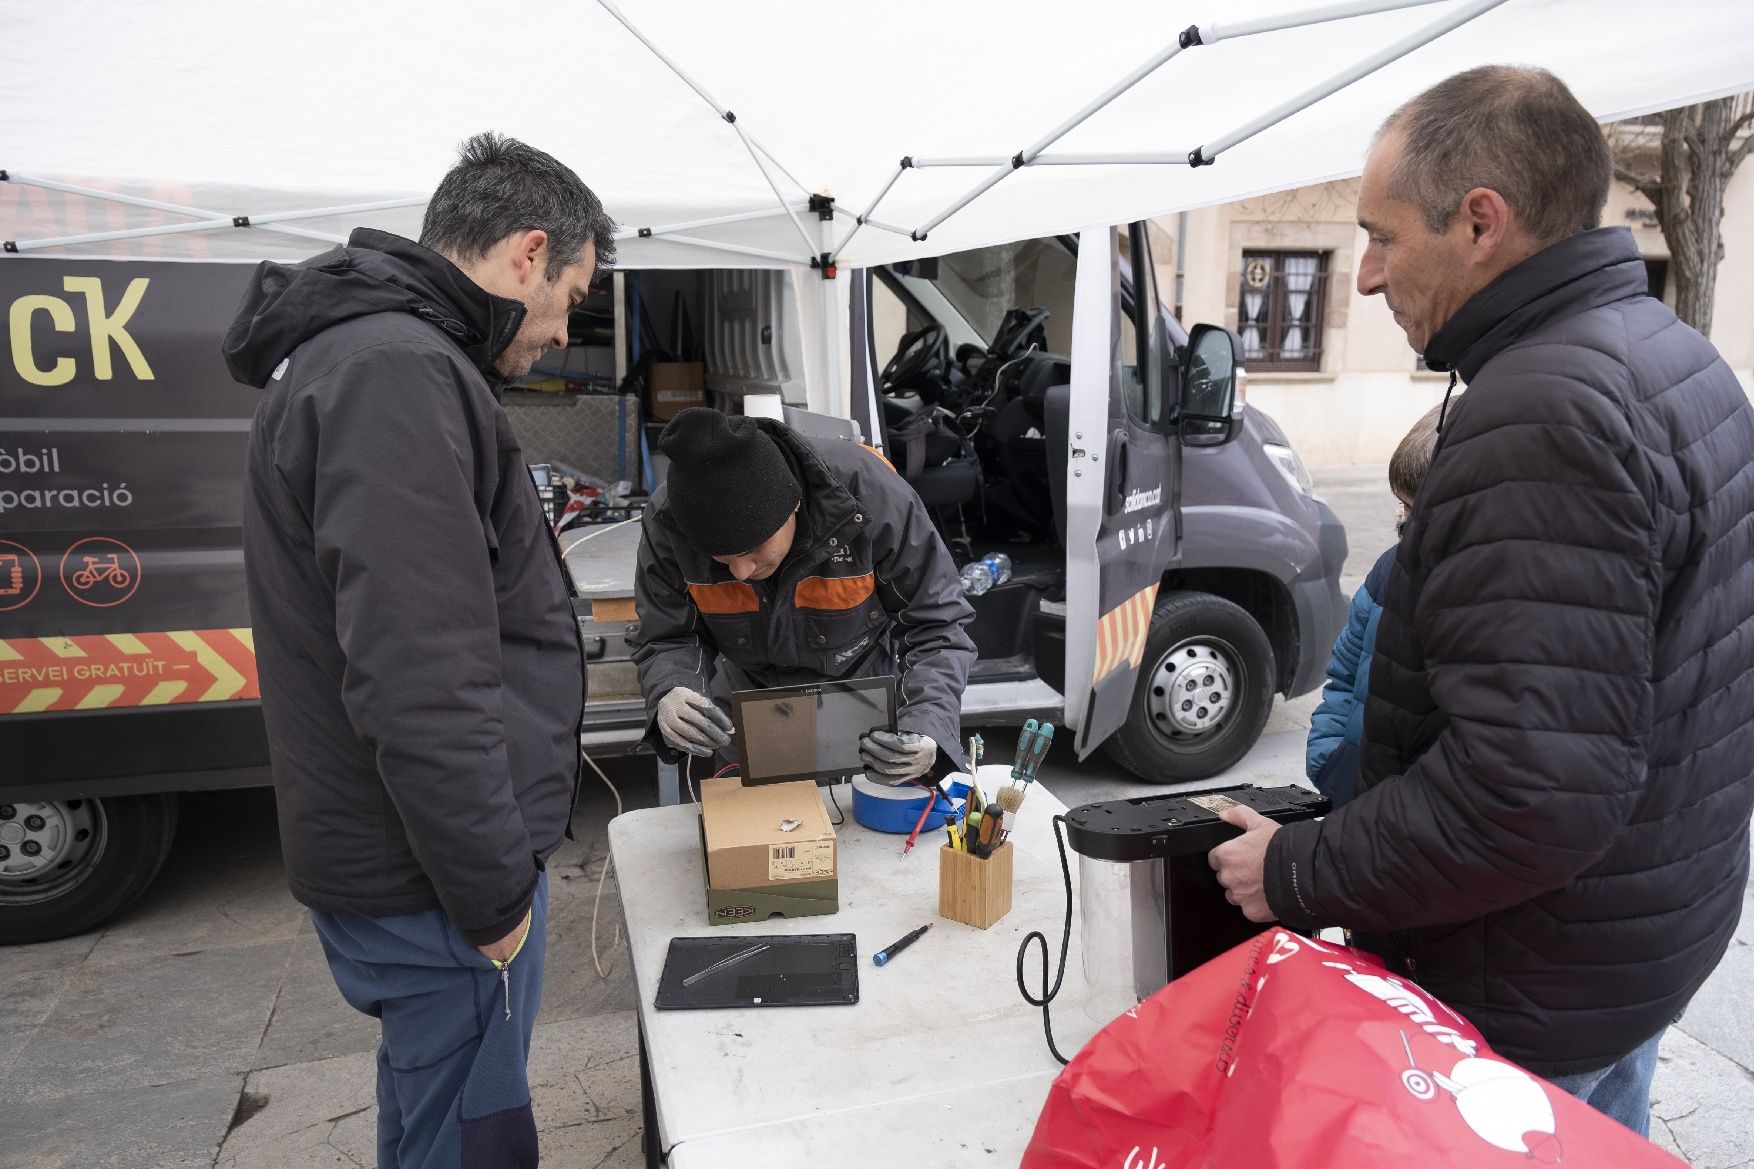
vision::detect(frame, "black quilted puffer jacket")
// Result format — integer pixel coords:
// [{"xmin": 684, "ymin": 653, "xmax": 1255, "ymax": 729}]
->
[{"xmin": 1265, "ymin": 226, "xmax": 1754, "ymax": 1077}]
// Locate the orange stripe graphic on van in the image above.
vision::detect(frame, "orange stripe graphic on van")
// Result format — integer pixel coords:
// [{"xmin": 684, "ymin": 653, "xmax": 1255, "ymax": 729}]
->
[
  {"xmin": 687, "ymin": 580, "xmax": 760, "ymax": 615},
  {"xmin": 0, "ymin": 629, "xmax": 258, "ymax": 714},
  {"xmin": 795, "ymin": 572, "xmax": 875, "ymax": 611},
  {"xmin": 1092, "ymin": 584, "xmax": 1158, "ymax": 684}
]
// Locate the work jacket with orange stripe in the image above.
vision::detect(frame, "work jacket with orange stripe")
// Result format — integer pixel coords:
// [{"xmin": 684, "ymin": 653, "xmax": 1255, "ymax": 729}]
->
[{"xmin": 630, "ymin": 420, "xmax": 975, "ymax": 775}]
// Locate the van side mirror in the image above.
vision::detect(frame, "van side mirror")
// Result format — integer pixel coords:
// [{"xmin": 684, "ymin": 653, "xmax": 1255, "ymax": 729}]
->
[{"xmin": 1178, "ymin": 323, "xmax": 1245, "ymax": 448}]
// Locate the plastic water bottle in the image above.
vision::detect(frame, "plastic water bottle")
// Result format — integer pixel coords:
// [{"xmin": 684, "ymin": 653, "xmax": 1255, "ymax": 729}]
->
[{"xmin": 958, "ymin": 552, "xmax": 1013, "ymax": 596}]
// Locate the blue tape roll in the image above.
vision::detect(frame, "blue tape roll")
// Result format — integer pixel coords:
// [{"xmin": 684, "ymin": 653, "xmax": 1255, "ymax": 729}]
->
[{"xmin": 851, "ymin": 777, "xmax": 972, "ymax": 834}]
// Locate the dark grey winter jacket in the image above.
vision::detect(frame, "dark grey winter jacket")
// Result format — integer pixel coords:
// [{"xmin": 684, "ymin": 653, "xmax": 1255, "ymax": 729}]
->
[
  {"xmin": 225, "ymin": 229, "xmax": 584, "ymax": 946},
  {"xmin": 1265, "ymin": 227, "xmax": 1754, "ymax": 1077},
  {"xmin": 630, "ymin": 422, "xmax": 975, "ymax": 774}
]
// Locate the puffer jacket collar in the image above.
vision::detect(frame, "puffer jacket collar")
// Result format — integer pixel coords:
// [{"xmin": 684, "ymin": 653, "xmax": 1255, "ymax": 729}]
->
[{"xmin": 1422, "ymin": 226, "xmax": 1650, "ymax": 381}]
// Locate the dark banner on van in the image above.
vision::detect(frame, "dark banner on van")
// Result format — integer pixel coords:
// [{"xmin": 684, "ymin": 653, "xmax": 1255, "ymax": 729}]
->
[{"xmin": 1, "ymin": 257, "xmax": 261, "ymax": 711}]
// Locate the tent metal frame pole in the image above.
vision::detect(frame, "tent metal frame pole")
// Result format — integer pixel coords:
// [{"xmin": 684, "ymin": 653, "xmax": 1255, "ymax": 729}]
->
[
  {"xmin": 6, "ymin": 174, "xmax": 220, "ymax": 219},
  {"xmin": 245, "ymin": 198, "xmax": 425, "ymax": 224},
  {"xmin": 1198, "ymin": 0, "xmax": 1511, "ymax": 162},
  {"xmin": 827, "ymin": 164, "xmax": 904, "ymax": 266},
  {"xmin": 658, "ymin": 232, "xmax": 814, "ymax": 265},
  {"xmin": 1, "ymin": 173, "xmax": 411, "ymax": 252},
  {"xmin": 619, "ymin": 203, "xmax": 810, "ymax": 240},
  {"xmin": 9, "ymin": 218, "xmax": 242, "ymax": 252},
  {"xmin": 1199, "ymin": 0, "xmax": 1452, "ymax": 44},
  {"xmin": 912, "ymin": 152, "xmax": 1193, "ymax": 167},
  {"xmin": 594, "ymin": 0, "xmax": 812, "ymax": 199},
  {"xmin": 258, "ymin": 224, "xmax": 348, "ymax": 244},
  {"xmin": 902, "ymin": 0, "xmax": 1467, "ymax": 241},
  {"xmin": 859, "ymin": 218, "xmax": 915, "ymax": 239},
  {"xmin": 911, "ymin": 35, "xmax": 1195, "ymax": 239},
  {"xmin": 726, "ymin": 116, "xmax": 823, "ymax": 259}
]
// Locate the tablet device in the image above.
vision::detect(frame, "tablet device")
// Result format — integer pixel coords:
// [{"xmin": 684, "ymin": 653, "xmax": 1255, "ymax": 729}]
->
[
  {"xmin": 730, "ymin": 676, "xmax": 898, "ymax": 785},
  {"xmin": 654, "ymin": 933, "xmax": 860, "ymax": 1010}
]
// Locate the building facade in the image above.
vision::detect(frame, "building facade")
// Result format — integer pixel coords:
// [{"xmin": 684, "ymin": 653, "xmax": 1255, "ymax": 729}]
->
[{"xmin": 1154, "ymin": 124, "xmax": 1754, "ymax": 466}]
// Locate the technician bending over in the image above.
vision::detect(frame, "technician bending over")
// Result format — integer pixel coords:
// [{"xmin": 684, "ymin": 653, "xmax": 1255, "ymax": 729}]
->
[{"xmin": 631, "ymin": 408, "xmax": 976, "ymax": 783}]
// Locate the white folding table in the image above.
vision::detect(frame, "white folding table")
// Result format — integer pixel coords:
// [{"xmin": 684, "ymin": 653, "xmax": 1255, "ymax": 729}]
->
[{"xmin": 608, "ymin": 782, "xmax": 1107, "ymax": 1166}]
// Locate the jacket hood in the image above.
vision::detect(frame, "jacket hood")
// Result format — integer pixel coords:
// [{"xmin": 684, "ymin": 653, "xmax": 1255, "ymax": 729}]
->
[
  {"xmin": 222, "ymin": 228, "xmax": 525, "ymax": 388},
  {"xmin": 1422, "ymin": 226, "xmax": 1649, "ymax": 382}
]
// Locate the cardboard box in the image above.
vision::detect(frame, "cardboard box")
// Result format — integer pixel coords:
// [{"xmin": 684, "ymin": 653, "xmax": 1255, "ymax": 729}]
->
[
  {"xmin": 698, "ymin": 779, "xmax": 838, "ymax": 925},
  {"xmin": 646, "ymin": 361, "xmax": 706, "ymax": 421},
  {"xmin": 701, "ymin": 777, "xmax": 836, "ymax": 889}
]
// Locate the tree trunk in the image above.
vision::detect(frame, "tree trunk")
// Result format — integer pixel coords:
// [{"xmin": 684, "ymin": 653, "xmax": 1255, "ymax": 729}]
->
[{"xmin": 1612, "ymin": 95, "xmax": 1753, "ymax": 340}]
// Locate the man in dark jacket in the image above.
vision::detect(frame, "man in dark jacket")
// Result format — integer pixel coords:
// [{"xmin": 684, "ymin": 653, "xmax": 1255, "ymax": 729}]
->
[
  {"xmin": 225, "ymin": 132, "xmax": 613, "ymax": 1169},
  {"xmin": 631, "ymin": 408, "xmax": 976, "ymax": 783},
  {"xmin": 1211, "ymin": 67, "xmax": 1754, "ymax": 1134}
]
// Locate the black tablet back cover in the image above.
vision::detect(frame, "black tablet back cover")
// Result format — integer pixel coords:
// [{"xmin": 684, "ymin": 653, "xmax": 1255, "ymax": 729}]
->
[{"xmin": 655, "ymin": 933, "xmax": 860, "ymax": 1010}]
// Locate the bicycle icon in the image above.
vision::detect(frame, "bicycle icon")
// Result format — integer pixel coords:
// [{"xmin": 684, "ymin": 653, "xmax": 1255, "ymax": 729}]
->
[
  {"xmin": 71, "ymin": 554, "xmax": 133, "ymax": 591},
  {"xmin": 59, "ymin": 538, "xmax": 141, "ymax": 608}
]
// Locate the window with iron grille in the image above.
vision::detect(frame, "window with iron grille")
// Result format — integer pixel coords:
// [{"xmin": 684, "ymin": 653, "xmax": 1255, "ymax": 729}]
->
[{"xmin": 1238, "ymin": 250, "xmax": 1328, "ymax": 372}]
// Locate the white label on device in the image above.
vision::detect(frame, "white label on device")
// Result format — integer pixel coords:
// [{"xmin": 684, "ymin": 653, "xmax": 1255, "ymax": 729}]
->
[
  {"xmin": 1189, "ymin": 793, "xmax": 1240, "ymax": 814},
  {"xmin": 769, "ymin": 841, "xmax": 834, "ymax": 881}
]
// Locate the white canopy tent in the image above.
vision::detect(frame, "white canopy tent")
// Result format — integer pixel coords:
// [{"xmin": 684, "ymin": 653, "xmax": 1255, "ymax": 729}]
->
[{"xmin": 6, "ymin": 0, "xmax": 1754, "ymax": 405}]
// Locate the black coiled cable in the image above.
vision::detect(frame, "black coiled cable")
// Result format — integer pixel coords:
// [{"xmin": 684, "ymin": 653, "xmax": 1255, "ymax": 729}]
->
[{"xmin": 1016, "ymin": 814, "xmax": 1075, "ymax": 1065}]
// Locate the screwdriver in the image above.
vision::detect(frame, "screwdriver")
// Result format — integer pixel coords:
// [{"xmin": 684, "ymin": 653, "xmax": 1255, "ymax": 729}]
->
[
  {"xmin": 873, "ymin": 922, "xmax": 931, "ymax": 966},
  {"xmin": 975, "ymin": 804, "xmax": 1005, "ymax": 858}
]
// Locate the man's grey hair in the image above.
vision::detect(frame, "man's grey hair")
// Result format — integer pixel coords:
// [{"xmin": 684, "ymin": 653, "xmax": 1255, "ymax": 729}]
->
[
  {"xmin": 1379, "ymin": 66, "xmax": 1611, "ymax": 246},
  {"xmin": 420, "ymin": 131, "xmax": 617, "ymax": 279}
]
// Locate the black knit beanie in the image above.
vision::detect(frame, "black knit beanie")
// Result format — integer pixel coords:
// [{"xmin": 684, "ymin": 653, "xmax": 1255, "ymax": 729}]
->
[{"xmin": 658, "ymin": 409, "xmax": 803, "ymax": 555}]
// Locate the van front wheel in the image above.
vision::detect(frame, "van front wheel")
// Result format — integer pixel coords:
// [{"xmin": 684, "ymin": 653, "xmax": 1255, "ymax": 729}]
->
[
  {"xmin": 0, "ymin": 794, "xmax": 179, "ymax": 945},
  {"xmin": 1103, "ymin": 591, "xmax": 1276, "ymax": 782}
]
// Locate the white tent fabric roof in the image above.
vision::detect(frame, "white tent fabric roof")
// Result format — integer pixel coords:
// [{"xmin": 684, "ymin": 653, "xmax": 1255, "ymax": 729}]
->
[{"xmin": 5, "ymin": 0, "xmax": 1754, "ymax": 268}]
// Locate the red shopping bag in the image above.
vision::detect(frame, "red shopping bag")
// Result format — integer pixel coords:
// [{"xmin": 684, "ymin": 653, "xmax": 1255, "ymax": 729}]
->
[{"xmin": 1022, "ymin": 929, "xmax": 1684, "ymax": 1169}]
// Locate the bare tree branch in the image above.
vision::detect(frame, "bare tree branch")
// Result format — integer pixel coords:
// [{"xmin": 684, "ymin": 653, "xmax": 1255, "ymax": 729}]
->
[
  {"xmin": 1613, "ymin": 162, "xmax": 1662, "ymax": 205},
  {"xmin": 1733, "ymin": 127, "xmax": 1754, "ymax": 170}
]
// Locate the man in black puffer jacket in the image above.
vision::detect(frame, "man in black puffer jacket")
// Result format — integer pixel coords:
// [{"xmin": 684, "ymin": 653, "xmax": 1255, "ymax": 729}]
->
[
  {"xmin": 225, "ymin": 133, "xmax": 613, "ymax": 1169},
  {"xmin": 1210, "ymin": 67, "xmax": 1754, "ymax": 1136}
]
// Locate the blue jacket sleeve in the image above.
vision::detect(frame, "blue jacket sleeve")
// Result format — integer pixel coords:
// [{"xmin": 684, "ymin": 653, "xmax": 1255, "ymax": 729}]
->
[{"xmin": 1305, "ymin": 570, "xmax": 1382, "ymax": 783}]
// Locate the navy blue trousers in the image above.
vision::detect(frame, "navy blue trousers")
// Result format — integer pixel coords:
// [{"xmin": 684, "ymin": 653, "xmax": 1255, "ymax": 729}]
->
[{"xmin": 311, "ymin": 874, "xmax": 547, "ymax": 1169}]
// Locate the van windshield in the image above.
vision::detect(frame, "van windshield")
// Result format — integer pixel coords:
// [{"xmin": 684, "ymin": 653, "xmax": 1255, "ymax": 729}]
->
[{"xmin": 934, "ymin": 238, "xmax": 1076, "ymax": 355}]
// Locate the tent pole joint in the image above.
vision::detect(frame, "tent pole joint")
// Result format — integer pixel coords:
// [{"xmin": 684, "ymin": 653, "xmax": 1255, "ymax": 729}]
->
[
  {"xmin": 1188, "ymin": 146, "xmax": 1213, "ymax": 168},
  {"xmin": 232, "ymin": 216, "xmax": 251, "ymax": 228},
  {"xmin": 723, "ymin": 110, "xmax": 737, "ymax": 124},
  {"xmin": 1178, "ymin": 24, "xmax": 1204, "ymax": 49},
  {"xmin": 0, "ymin": 170, "xmax": 9, "ymax": 182},
  {"xmin": 900, "ymin": 156, "xmax": 914, "ymax": 169},
  {"xmin": 811, "ymin": 252, "xmax": 837, "ymax": 279},
  {"xmin": 1012, "ymin": 152, "xmax": 1027, "ymax": 170},
  {"xmin": 809, "ymin": 194, "xmax": 835, "ymax": 220},
  {"xmin": 638, "ymin": 227, "xmax": 653, "ymax": 238},
  {"xmin": 3, "ymin": 241, "xmax": 16, "ymax": 253}
]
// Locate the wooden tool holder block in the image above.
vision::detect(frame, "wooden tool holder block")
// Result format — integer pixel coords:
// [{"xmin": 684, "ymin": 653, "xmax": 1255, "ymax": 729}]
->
[{"xmin": 938, "ymin": 841, "xmax": 1013, "ymax": 929}]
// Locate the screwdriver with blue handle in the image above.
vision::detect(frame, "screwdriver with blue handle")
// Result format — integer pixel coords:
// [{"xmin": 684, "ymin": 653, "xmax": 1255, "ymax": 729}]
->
[{"xmin": 873, "ymin": 922, "xmax": 931, "ymax": 966}]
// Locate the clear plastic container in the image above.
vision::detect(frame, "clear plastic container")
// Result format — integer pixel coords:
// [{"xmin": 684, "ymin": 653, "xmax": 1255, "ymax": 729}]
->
[{"xmin": 958, "ymin": 552, "xmax": 1014, "ymax": 595}]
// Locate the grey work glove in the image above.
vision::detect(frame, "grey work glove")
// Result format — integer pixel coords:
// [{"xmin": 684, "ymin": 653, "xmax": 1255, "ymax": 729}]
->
[
  {"xmin": 859, "ymin": 730, "xmax": 938, "ymax": 784},
  {"xmin": 656, "ymin": 686, "xmax": 733, "ymax": 758}
]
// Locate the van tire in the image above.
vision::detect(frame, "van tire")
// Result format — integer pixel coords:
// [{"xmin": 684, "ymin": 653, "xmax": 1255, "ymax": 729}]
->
[
  {"xmin": 1103, "ymin": 591, "xmax": 1276, "ymax": 783},
  {"xmin": 0, "ymin": 794, "xmax": 179, "ymax": 946}
]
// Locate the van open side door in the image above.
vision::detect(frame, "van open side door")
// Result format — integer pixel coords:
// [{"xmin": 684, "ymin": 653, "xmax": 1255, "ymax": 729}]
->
[{"xmin": 1060, "ymin": 224, "xmax": 1183, "ymax": 757}]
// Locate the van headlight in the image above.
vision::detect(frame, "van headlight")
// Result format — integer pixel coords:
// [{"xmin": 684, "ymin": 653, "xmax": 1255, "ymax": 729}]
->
[{"xmin": 1264, "ymin": 442, "xmax": 1315, "ymax": 497}]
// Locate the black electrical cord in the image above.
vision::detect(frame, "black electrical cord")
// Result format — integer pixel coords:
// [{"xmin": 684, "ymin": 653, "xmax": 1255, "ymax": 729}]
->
[
  {"xmin": 825, "ymin": 782, "xmax": 846, "ymax": 825},
  {"xmin": 1016, "ymin": 814, "xmax": 1075, "ymax": 1065}
]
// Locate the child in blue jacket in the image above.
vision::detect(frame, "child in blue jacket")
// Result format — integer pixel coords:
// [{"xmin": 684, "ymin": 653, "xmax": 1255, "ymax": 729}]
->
[{"xmin": 1306, "ymin": 404, "xmax": 1444, "ymax": 807}]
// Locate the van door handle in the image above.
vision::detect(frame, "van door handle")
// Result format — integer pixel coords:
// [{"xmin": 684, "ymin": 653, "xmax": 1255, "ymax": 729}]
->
[{"xmin": 1105, "ymin": 431, "xmax": 1130, "ymax": 515}]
